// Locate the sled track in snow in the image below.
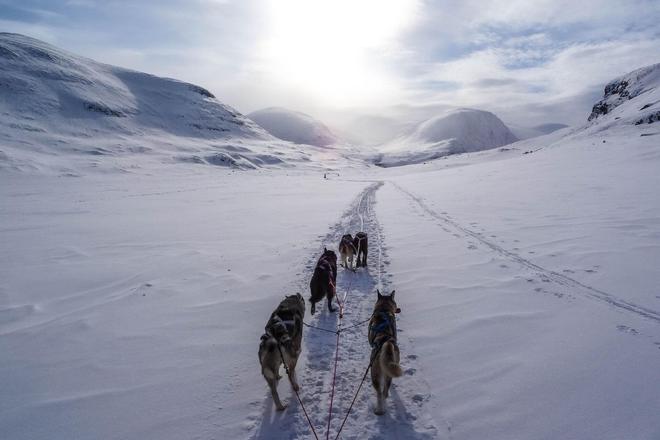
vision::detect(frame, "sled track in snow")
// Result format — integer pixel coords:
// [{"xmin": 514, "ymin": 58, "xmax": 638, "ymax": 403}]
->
[
  {"xmin": 392, "ymin": 182, "xmax": 660, "ymax": 324},
  {"xmin": 250, "ymin": 182, "xmax": 441, "ymax": 440}
]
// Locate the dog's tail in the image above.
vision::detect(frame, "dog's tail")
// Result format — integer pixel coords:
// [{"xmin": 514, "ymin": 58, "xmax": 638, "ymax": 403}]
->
[{"xmin": 381, "ymin": 340, "xmax": 403, "ymax": 378}]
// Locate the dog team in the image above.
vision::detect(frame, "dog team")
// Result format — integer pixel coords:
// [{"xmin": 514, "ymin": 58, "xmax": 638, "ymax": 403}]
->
[{"xmin": 258, "ymin": 231, "xmax": 403, "ymax": 416}]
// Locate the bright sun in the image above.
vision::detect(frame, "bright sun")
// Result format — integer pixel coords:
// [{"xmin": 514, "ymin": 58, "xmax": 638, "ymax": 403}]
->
[{"xmin": 260, "ymin": 0, "xmax": 418, "ymax": 107}]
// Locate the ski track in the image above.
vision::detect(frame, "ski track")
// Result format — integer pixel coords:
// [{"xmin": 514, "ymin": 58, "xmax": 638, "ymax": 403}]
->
[
  {"xmin": 248, "ymin": 182, "xmax": 442, "ymax": 440},
  {"xmin": 391, "ymin": 182, "xmax": 660, "ymax": 325}
]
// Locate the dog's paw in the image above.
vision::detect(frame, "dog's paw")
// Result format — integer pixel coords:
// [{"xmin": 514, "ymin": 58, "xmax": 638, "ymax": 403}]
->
[
  {"xmin": 292, "ymin": 382, "xmax": 300, "ymax": 392},
  {"xmin": 374, "ymin": 408, "xmax": 385, "ymax": 416},
  {"xmin": 276, "ymin": 404, "xmax": 288, "ymax": 411}
]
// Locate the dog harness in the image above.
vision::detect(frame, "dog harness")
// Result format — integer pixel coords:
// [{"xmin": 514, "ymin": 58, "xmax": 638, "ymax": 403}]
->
[
  {"xmin": 369, "ymin": 311, "xmax": 397, "ymax": 350},
  {"xmin": 263, "ymin": 312, "xmax": 298, "ymax": 347}
]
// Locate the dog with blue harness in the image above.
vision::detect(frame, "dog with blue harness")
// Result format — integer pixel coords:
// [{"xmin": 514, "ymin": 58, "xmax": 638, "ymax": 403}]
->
[{"xmin": 368, "ymin": 289, "xmax": 402, "ymax": 415}]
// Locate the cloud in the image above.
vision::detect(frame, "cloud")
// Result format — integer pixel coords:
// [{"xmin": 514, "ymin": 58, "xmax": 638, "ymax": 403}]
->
[{"xmin": 1, "ymin": 0, "xmax": 659, "ymax": 130}]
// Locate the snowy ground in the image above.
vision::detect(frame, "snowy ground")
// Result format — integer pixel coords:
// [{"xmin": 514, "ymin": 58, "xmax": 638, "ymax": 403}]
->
[{"xmin": 2, "ymin": 129, "xmax": 660, "ymax": 440}]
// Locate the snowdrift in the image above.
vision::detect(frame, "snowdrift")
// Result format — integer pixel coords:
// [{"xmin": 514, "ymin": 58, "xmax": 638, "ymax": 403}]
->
[
  {"xmin": 0, "ymin": 33, "xmax": 341, "ymax": 174},
  {"xmin": 248, "ymin": 107, "xmax": 338, "ymax": 147},
  {"xmin": 375, "ymin": 108, "xmax": 518, "ymax": 167}
]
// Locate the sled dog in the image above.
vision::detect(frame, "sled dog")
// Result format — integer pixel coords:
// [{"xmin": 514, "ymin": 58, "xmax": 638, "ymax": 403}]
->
[
  {"xmin": 368, "ymin": 289, "xmax": 402, "ymax": 415},
  {"xmin": 258, "ymin": 293, "xmax": 305, "ymax": 411},
  {"xmin": 338, "ymin": 234, "xmax": 357, "ymax": 269},
  {"xmin": 353, "ymin": 232, "xmax": 368, "ymax": 268},
  {"xmin": 309, "ymin": 248, "xmax": 338, "ymax": 314}
]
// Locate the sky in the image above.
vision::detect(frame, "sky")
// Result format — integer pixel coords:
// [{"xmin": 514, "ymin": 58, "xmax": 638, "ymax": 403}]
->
[{"xmin": 1, "ymin": 0, "xmax": 660, "ymax": 136}]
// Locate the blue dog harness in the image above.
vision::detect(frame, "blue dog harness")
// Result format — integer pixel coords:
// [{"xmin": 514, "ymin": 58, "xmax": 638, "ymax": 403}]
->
[{"xmin": 369, "ymin": 311, "xmax": 397, "ymax": 350}]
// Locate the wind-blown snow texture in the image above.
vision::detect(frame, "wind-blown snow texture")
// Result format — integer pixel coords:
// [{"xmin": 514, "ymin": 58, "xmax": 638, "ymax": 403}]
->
[
  {"xmin": 248, "ymin": 107, "xmax": 338, "ymax": 147},
  {"xmin": 1, "ymin": 36, "xmax": 660, "ymax": 440},
  {"xmin": 376, "ymin": 108, "xmax": 518, "ymax": 167}
]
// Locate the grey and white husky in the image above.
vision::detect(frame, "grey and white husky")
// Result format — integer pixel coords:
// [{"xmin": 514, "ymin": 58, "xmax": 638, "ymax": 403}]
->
[
  {"xmin": 368, "ymin": 290, "xmax": 402, "ymax": 415},
  {"xmin": 258, "ymin": 293, "xmax": 305, "ymax": 411}
]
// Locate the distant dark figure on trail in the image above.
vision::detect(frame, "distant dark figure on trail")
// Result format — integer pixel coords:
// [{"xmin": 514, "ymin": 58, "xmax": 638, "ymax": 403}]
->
[{"xmin": 353, "ymin": 232, "xmax": 368, "ymax": 268}]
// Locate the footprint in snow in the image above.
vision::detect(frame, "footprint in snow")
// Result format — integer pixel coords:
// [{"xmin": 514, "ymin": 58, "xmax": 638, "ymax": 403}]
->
[
  {"xmin": 407, "ymin": 354, "xmax": 418, "ymax": 360},
  {"xmin": 467, "ymin": 244, "xmax": 477, "ymax": 250},
  {"xmin": 616, "ymin": 325, "xmax": 639, "ymax": 335},
  {"xmin": 405, "ymin": 368, "xmax": 416, "ymax": 376}
]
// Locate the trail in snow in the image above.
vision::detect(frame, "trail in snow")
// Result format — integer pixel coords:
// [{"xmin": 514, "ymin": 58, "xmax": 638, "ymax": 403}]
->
[
  {"xmin": 248, "ymin": 183, "xmax": 442, "ymax": 440},
  {"xmin": 392, "ymin": 182, "xmax": 660, "ymax": 324}
]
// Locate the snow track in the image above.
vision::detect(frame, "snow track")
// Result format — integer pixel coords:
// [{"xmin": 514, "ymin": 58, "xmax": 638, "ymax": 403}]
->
[
  {"xmin": 249, "ymin": 182, "xmax": 441, "ymax": 439},
  {"xmin": 392, "ymin": 182, "xmax": 660, "ymax": 325}
]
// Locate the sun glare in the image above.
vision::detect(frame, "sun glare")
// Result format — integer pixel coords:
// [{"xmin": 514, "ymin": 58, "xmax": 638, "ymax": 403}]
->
[{"xmin": 261, "ymin": 0, "xmax": 418, "ymax": 107}]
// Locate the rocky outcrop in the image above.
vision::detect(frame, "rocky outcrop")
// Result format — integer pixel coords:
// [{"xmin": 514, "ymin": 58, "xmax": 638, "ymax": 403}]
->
[{"xmin": 588, "ymin": 63, "xmax": 660, "ymax": 121}]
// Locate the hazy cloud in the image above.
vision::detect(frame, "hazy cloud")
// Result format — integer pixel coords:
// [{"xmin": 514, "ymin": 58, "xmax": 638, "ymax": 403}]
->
[{"xmin": 1, "ymin": 0, "xmax": 659, "ymax": 131}]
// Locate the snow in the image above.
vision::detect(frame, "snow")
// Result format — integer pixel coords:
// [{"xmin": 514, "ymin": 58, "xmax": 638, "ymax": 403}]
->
[
  {"xmin": 248, "ymin": 107, "xmax": 339, "ymax": 147},
  {"xmin": 508, "ymin": 122, "xmax": 569, "ymax": 140},
  {"xmin": 1, "ymin": 35, "xmax": 660, "ymax": 440},
  {"xmin": 0, "ymin": 33, "xmax": 354, "ymax": 174},
  {"xmin": 376, "ymin": 108, "xmax": 518, "ymax": 167},
  {"xmin": 588, "ymin": 63, "xmax": 660, "ymax": 122}
]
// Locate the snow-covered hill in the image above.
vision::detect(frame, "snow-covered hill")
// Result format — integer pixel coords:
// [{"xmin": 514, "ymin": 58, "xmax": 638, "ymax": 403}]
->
[
  {"xmin": 375, "ymin": 108, "xmax": 518, "ymax": 167},
  {"xmin": 508, "ymin": 62, "xmax": 660, "ymax": 155},
  {"xmin": 586, "ymin": 62, "xmax": 660, "ymax": 126},
  {"xmin": 247, "ymin": 107, "xmax": 338, "ymax": 147},
  {"xmin": 0, "ymin": 33, "xmax": 349, "ymax": 174}
]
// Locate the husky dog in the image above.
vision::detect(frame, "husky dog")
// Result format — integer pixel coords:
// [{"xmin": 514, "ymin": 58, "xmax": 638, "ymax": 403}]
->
[
  {"xmin": 338, "ymin": 234, "xmax": 357, "ymax": 269},
  {"xmin": 353, "ymin": 232, "xmax": 368, "ymax": 268},
  {"xmin": 309, "ymin": 248, "xmax": 338, "ymax": 314},
  {"xmin": 258, "ymin": 293, "xmax": 305, "ymax": 411},
  {"xmin": 368, "ymin": 289, "xmax": 402, "ymax": 415}
]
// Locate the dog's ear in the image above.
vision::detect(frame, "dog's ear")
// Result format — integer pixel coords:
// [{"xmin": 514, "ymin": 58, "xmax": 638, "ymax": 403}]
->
[
  {"xmin": 377, "ymin": 289, "xmax": 382, "ymax": 299},
  {"xmin": 324, "ymin": 247, "xmax": 327, "ymax": 252},
  {"xmin": 390, "ymin": 290, "xmax": 396, "ymax": 299}
]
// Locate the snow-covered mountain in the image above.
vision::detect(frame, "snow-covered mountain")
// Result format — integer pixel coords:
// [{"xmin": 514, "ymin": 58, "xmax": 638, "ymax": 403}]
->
[
  {"xmin": 0, "ymin": 33, "xmax": 348, "ymax": 174},
  {"xmin": 509, "ymin": 62, "xmax": 660, "ymax": 154},
  {"xmin": 375, "ymin": 108, "xmax": 518, "ymax": 167},
  {"xmin": 247, "ymin": 107, "xmax": 338, "ymax": 147},
  {"xmin": 587, "ymin": 62, "xmax": 660, "ymax": 125}
]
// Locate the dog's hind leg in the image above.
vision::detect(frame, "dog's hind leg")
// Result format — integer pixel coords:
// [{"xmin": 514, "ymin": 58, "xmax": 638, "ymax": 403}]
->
[
  {"xmin": 288, "ymin": 358, "xmax": 300, "ymax": 392},
  {"xmin": 384, "ymin": 376, "xmax": 392, "ymax": 398},
  {"xmin": 326, "ymin": 286, "xmax": 336, "ymax": 313},
  {"xmin": 327, "ymin": 294, "xmax": 336, "ymax": 313},
  {"xmin": 265, "ymin": 373, "xmax": 287, "ymax": 411},
  {"xmin": 372, "ymin": 368, "xmax": 386, "ymax": 415},
  {"xmin": 374, "ymin": 385, "xmax": 385, "ymax": 415}
]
